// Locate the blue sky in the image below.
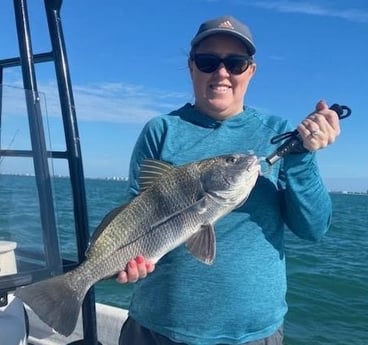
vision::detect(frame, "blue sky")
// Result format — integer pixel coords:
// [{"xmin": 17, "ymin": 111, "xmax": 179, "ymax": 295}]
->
[{"xmin": 0, "ymin": 0, "xmax": 367, "ymax": 192}]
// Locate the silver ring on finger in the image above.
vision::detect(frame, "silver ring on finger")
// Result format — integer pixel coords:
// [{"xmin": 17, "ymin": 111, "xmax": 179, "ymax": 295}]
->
[{"xmin": 310, "ymin": 129, "xmax": 321, "ymax": 137}]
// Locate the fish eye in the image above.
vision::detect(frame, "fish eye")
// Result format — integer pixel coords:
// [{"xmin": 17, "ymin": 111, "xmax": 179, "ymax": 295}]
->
[{"xmin": 226, "ymin": 156, "xmax": 238, "ymax": 164}]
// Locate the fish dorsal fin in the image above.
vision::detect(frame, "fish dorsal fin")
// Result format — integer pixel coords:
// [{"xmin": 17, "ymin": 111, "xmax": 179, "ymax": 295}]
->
[
  {"xmin": 139, "ymin": 159, "xmax": 175, "ymax": 192},
  {"xmin": 186, "ymin": 224, "xmax": 216, "ymax": 265}
]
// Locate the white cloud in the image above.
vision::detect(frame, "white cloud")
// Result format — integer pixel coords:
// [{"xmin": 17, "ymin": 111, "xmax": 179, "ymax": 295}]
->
[
  {"xmin": 72, "ymin": 82, "xmax": 189, "ymax": 124},
  {"xmin": 1, "ymin": 80, "xmax": 190, "ymax": 124},
  {"xmin": 250, "ymin": 1, "xmax": 368, "ymax": 23}
]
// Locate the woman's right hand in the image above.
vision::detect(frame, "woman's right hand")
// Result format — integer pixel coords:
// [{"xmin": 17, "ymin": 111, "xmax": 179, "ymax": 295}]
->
[{"xmin": 116, "ymin": 256, "xmax": 155, "ymax": 284}]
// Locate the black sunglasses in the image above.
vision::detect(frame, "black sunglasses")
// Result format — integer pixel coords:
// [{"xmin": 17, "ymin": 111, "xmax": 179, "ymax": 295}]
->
[{"xmin": 191, "ymin": 53, "xmax": 253, "ymax": 75}]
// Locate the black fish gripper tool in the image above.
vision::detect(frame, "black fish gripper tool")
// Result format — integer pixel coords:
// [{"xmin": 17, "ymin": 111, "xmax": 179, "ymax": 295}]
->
[{"xmin": 265, "ymin": 104, "xmax": 352, "ymax": 166}]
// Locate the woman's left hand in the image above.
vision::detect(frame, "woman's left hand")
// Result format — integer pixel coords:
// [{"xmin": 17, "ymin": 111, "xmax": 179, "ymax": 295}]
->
[
  {"xmin": 297, "ymin": 100, "xmax": 341, "ymax": 151},
  {"xmin": 116, "ymin": 256, "xmax": 155, "ymax": 284}
]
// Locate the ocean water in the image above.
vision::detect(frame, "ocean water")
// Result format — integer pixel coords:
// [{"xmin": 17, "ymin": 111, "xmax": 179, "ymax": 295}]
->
[{"xmin": 0, "ymin": 175, "xmax": 367, "ymax": 344}]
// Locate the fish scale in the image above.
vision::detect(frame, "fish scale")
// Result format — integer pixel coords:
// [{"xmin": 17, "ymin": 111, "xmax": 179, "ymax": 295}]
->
[{"xmin": 15, "ymin": 153, "xmax": 260, "ymax": 336}]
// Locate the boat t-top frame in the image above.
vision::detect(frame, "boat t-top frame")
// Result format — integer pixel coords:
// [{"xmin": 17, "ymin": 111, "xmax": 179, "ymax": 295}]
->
[{"xmin": 0, "ymin": 1, "xmax": 102, "ymax": 344}]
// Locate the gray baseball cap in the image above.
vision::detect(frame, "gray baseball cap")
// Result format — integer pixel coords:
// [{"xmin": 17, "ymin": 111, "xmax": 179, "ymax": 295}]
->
[{"xmin": 191, "ymin": 16, "xmax": 256, "ymax": 56}]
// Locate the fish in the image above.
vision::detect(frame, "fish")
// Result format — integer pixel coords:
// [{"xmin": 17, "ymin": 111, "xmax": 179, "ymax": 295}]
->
[{"xmin": 15, "ymin": 153, "xmax": 260, "ymax": 336}]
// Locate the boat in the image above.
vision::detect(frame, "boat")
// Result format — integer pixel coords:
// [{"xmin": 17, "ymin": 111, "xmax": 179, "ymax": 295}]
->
[{"xmin": 0, "ymin": 1, "xmax": 128, "ymax": 344}]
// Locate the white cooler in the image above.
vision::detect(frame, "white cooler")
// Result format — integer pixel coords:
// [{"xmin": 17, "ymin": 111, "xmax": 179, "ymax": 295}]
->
[{"xmin": 0, "ymin": 241, "xmax": 27, "ymax": 345}]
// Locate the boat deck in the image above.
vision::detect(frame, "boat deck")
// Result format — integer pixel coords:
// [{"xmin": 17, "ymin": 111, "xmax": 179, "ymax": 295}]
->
[{"xmin": 27, "ymin": 303, "xmax": 128, "ymax": 345}]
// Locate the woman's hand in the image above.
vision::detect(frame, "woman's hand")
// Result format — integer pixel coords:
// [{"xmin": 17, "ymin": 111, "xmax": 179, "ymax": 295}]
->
[
  {"xmin": 116, "ymin": 256, "xmax": 155, "ymax": 284},
  {"xmin": 297, "ymin": 100, "xmax": 341, "ymax": 151}
]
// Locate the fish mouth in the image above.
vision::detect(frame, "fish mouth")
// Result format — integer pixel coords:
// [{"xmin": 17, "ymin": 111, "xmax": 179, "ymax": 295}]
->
[
  {"xmin": 223, "ymin": 156, "xmax": 260, "ymax": 187},
  {"xmin": 247, "ymin": 156, "xmax": 261, "ymax": 173},
  {"xmin": 235, "ymin": 154, "xmax": 260, "ymax": 174}
]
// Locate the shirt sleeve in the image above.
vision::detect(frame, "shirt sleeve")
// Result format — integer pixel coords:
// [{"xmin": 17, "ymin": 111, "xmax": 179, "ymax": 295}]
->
[{"xmin": 278, "ymin": 151, "xmax": 332, "ymax": 241}]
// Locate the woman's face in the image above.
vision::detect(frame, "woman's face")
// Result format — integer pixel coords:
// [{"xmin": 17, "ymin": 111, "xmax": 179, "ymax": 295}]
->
[{"xmin": 189, "ymin": 34, "xmax": 256, "ymax": 120}]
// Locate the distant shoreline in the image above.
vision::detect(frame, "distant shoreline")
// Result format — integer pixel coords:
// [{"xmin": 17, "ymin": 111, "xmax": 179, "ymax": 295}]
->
[
  {"xmin": 1, "ymin": 173, "xmax": 367, "ymax": 194},
  {"xmin": 329, "ymin": 191, "xmax": 368, "ymax": 196}
]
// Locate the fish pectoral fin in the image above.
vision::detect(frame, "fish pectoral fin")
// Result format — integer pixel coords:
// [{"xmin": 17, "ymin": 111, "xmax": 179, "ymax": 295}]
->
[{"xmin": 186, "ymin": 224, "xmax": 216, "ymax": 265}]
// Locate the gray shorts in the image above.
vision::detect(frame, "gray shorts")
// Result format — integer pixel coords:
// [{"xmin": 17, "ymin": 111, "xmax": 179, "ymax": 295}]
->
[{"xmin": 119, "ymin": 317, "xmax": 284, "ymax": 345}]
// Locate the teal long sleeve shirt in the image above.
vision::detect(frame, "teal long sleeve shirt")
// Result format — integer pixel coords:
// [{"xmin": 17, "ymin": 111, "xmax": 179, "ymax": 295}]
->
[{"xmin": 123, "ymin": 104, "xmax": 332, "ymax": 344}]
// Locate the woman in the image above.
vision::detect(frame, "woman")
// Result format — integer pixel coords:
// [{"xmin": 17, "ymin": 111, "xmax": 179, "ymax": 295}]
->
[{"xmin": 117, "ymin": 15, "xmax": 340, "ymax": 345}]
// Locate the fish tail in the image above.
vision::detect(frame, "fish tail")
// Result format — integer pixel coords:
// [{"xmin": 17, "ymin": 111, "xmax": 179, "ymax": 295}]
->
[{"xmin": 15, "ymin": 271, "xmax": 89, "ymax": 337}]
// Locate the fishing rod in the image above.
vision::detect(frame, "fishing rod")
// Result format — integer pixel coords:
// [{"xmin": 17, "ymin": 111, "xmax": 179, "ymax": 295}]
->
[
  {"xmin": 264, "ymin": 104, "xmax": 352, "ymax": 166},
  {"xmin": 0, "ymin": 129, "xmax": 20, "ymax": 166}
]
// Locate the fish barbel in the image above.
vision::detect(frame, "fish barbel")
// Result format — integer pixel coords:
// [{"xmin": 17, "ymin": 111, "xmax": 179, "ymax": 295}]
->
[{"xmin": 15, "ymin": 153, "xmax": 260, "ymax": 336}]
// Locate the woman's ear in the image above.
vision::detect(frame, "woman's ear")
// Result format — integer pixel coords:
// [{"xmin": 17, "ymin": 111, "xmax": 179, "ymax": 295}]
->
[
  {"xmin": 188, "ymin": 58, "xmax": 194, "ymax": 78},
  {"xmin": 250, "ymin": 62, "xmax": 257, "ymax": 76}
]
